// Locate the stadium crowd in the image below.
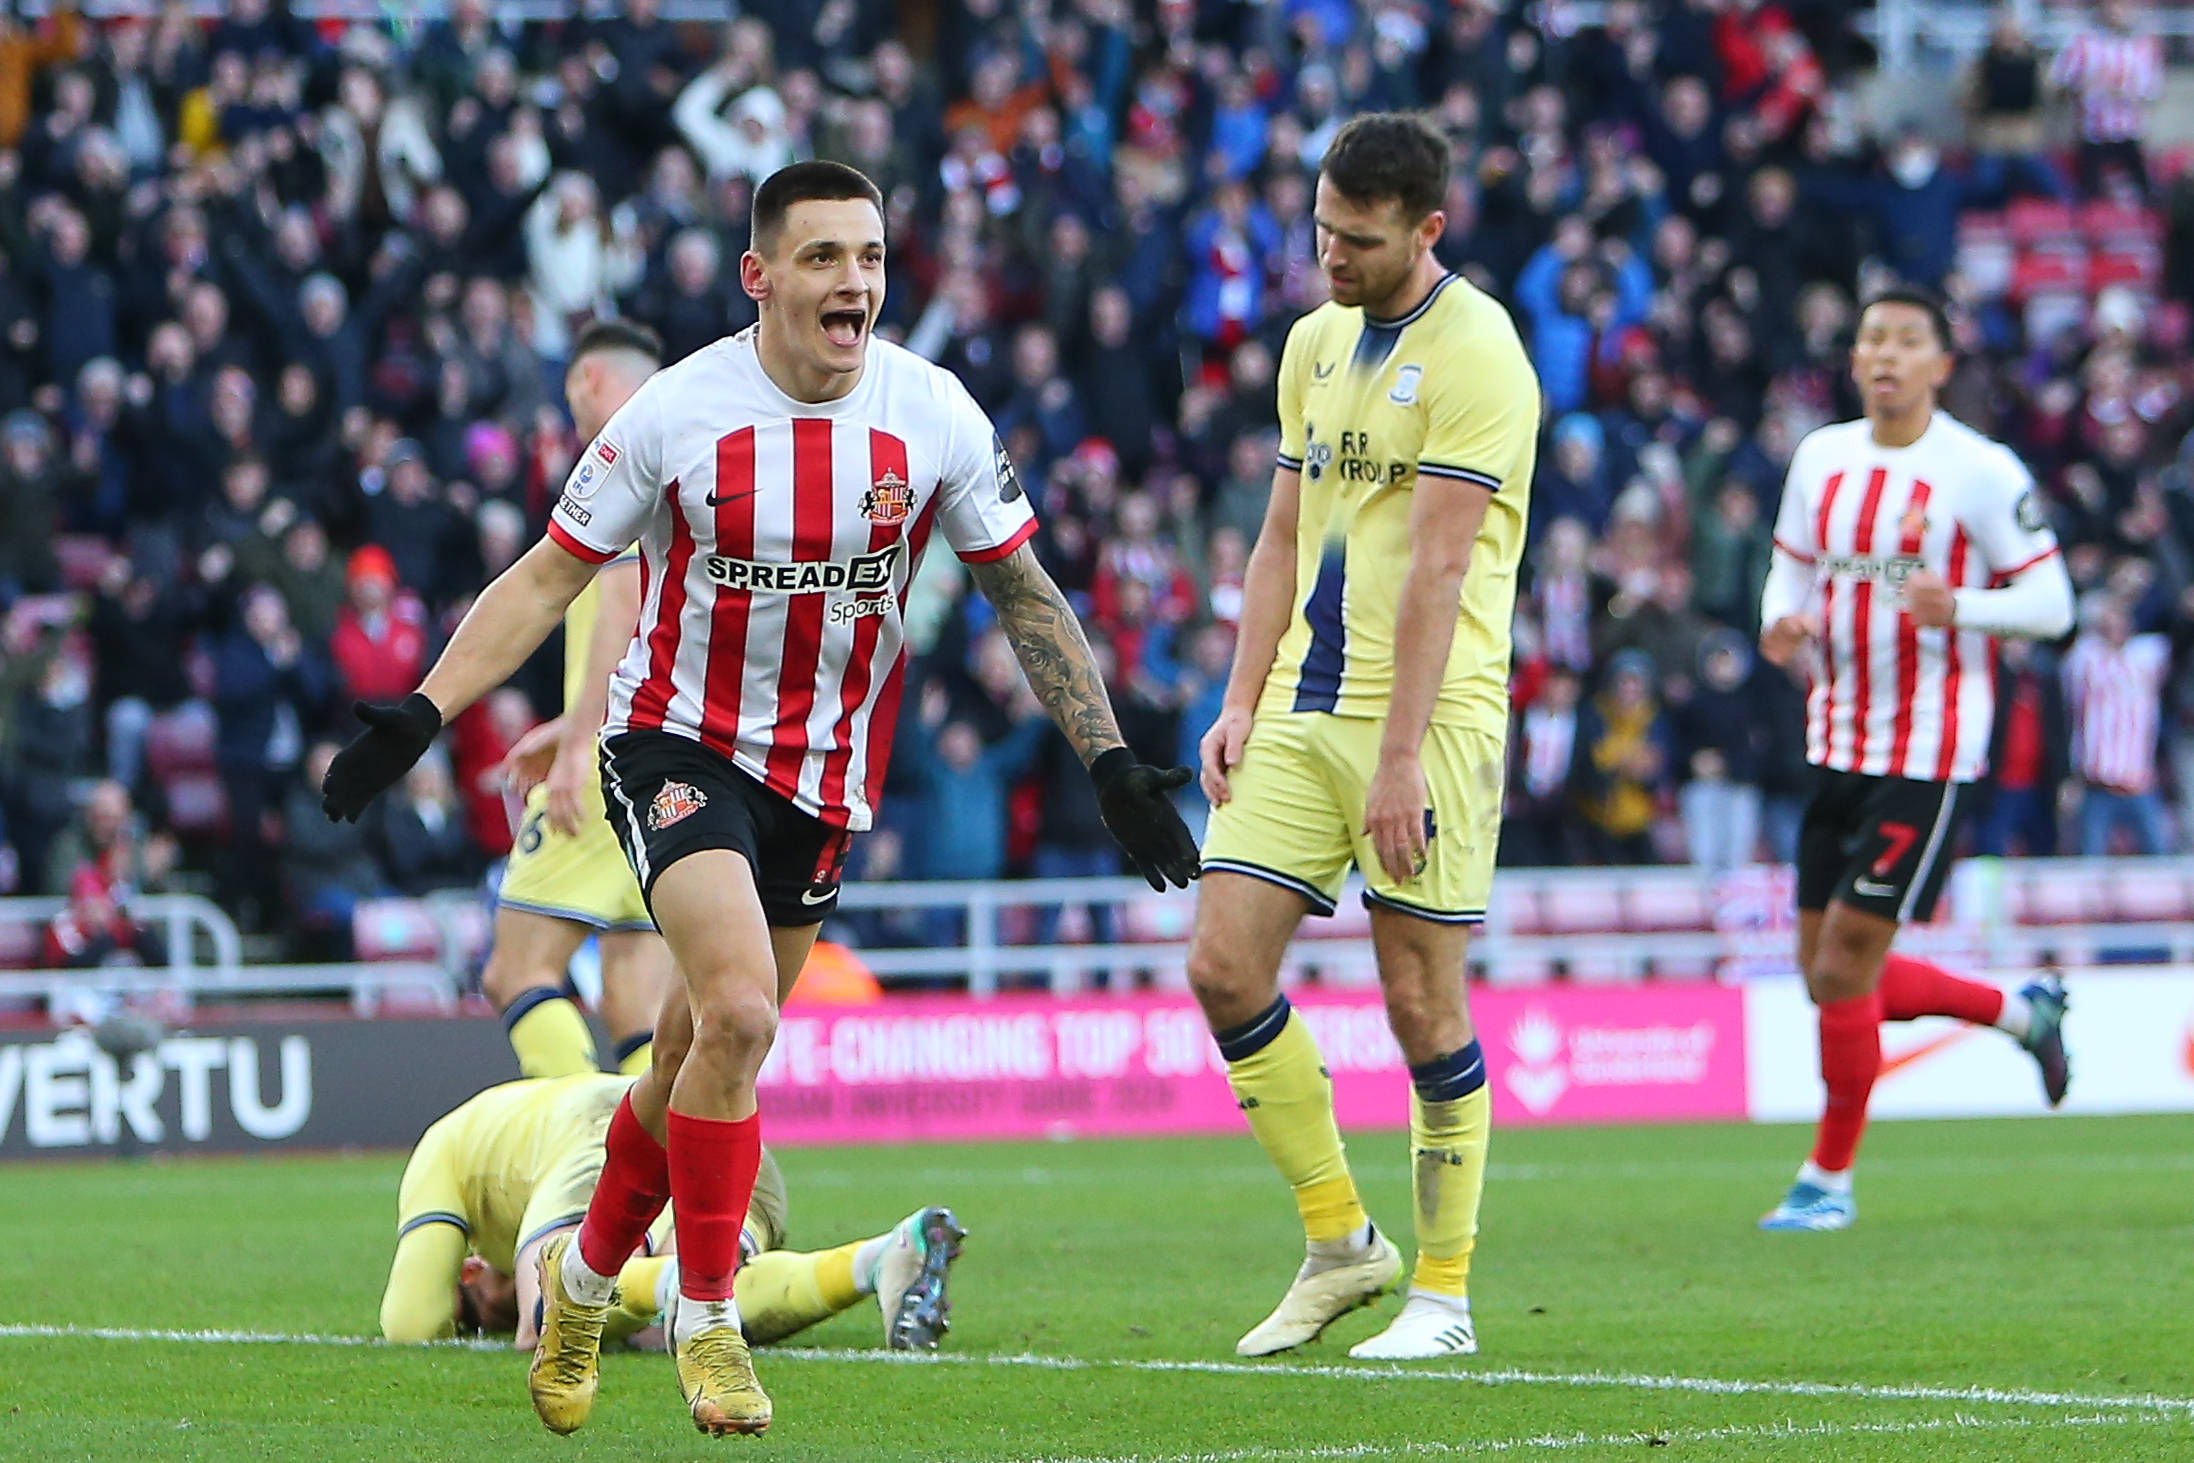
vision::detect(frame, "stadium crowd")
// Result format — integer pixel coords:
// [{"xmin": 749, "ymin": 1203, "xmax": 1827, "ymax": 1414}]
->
[{"xmin": 1, "ymin": 0, "xmax": 2192, "ymax": 961}]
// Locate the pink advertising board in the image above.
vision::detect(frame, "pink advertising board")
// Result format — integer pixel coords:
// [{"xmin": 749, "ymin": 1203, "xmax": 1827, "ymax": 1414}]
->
[{"xmin": 756, "ymin": 985, "xmax": 1748, "ymax": 1145}]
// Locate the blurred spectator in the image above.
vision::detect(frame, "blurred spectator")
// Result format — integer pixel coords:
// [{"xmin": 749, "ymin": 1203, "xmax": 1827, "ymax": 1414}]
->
[
  {"xmin": 0, "ymin": 410, "xmax": 64, "ymax": 597},
  {"xmin": 1505, "ymin": 667, "xmax": 1584, "ymax": 868},
  {"xmin": 42, "ymin": 864, "xmax": 140, "ymax": 970},
  {"xmin": 0, "ymin": 4, "xmax": 85, "ymax": 152},
  {"xmin": 1572, "ymin": 652, "xmax": 1672, "ymax": 865},
  {"xmin": 1976, "ymin": 639, "xmax": 2071, "ymax": 857},
  {"xmin": 6, "ymin": 646, "xmax": 96, "ymax": 893},
  {"xmin": 2052, "ymin": 0, "xmax": 2163, "ymax": 199},
  {"xmin": 1672, "ymin": 632, "xmax": 1766, "ymax": 872},
  {"xmin": 211, "ymin": 584, "xmax": 328, "ymax": 923},
  {"xmin": 373, "ymin": 752, "xmax": 478, "ymax": 895},
  {"xmin": 1966, "ymin": 14, "xmax": 2068, "ymax": 202},
  {"xmin": 88, "ymin": 556, "xmax": 198, "ymax": 793},
  {"xmin": 42, "ymin": 778, "xmax": 175, "ymax": 903},
  {"xmin": 330, "ymin": 545, "xmax": 428, "ymax": 706},
  {"xmin": 281, "ymin": 740, "xmax": 388, "ymax": 960},
  {"xmin": 898, "ymin": 683, "xmax": 1046, "ymax": 939},
  {"xmin": 2063, "ymin": 595, "xmax": 2172, "ymax": 854}
]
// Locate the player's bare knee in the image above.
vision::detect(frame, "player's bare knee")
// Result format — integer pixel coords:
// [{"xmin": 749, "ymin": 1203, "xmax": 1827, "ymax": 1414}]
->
[
  {"xmin": 692, "ymin": 984, "xmax": 778, "ymax": 1062},
  {"xmin": 1185, "ymin": 940, "xmax": 1273, "ymax": 1030}
]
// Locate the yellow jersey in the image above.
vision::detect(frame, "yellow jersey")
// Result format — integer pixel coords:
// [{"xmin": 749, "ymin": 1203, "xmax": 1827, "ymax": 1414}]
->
[
  {"xmin": 394, "ymin": 1073, "xmax": 631, "ymax": 1273},
  {"xmin": 1266, "ymin": 273, "xmax": 1539, "ymax": 734},
  {"xmin": 561, "ymin": 552, "xmax": 638, "ymax": 712}
]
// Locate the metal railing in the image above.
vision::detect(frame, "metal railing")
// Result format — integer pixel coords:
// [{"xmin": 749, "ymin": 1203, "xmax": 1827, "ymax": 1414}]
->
[
  {"xmin": 6, "ymin": 858, "xmax": 2191, "ymax": 1009},
  {"xmin": 0, "ymin": 894, "xmax": 458, "ymax": 1013}
]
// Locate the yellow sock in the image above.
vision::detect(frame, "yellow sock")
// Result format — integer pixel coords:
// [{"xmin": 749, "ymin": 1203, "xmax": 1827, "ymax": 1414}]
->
[
  {"xmin": 1408, "ymin": 1080, "xmax": 1490, "ymax": 1298},
  {"xmin": 734, "ymin": 1242, "xmax": 868, "ymax": 1346},
  {"xmin": 616, "ymin": 1038, "xmax": 653, "ymax": 1077},
  {"xmin": 1219, "ymin": 998, "xmax": 1366, "ymax": 1243},
  {"xmin": 503, "ymin": 991, "xmax": 597, "ymax": 1078}
]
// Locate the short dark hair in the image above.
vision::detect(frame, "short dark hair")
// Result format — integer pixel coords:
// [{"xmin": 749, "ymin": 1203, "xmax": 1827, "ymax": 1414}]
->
[
  {"xmin": 750, "ymin": 160, "xmax": 885, "ymax": 253},
  {"xmin": 569, "ymin": 318, "xmax": 663, "ymax": 367},
  {"xmin": 1859, "ymin": 286, "xmax": 1953, "ymax": 353},
  {"xmin": 1318, "ymin": 113, "xmax": 1450, "ymax": 222}
]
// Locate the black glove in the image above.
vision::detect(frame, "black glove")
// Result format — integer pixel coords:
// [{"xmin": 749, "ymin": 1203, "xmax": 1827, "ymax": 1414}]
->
[
  {"xmin": 321, "ymin": 694, "xmax": 442, "ymax": 823},
  {"xmin": 1090, "ymin": 746, "xmax": 1201, "ymax": 892}
]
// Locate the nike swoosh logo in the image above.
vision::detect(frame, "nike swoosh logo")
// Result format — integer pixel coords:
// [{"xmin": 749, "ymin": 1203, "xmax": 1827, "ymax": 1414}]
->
[
  {"xmin": 1879, "ymin": 1026, "xmax": 1976, "ymax": 1078},
  {"xmin": 705, "ymin": 486, "xmax": 761, "ymax": 507},
  {"xmin": 1851, "ymin": 878, "xmax": 1899, "ymax": 898},
  {"xmin": 801, "ymin": 887, "xmax": 834, "ymax": 906}
]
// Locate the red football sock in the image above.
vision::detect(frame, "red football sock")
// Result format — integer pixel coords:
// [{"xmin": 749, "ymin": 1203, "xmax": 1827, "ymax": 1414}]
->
[
  {"xmin": 1809, "ymin": 992, "xmax": 1883, "ymax": 1173},
  {"xmin": 1877, "ymin": 953, "xmax": 2004, "ymax": 1027},
  {"xmin": 667, "ymin": 1109, "xmax": 761, "ymax": 1303},
  {"xmin": 576, "ymin": 1093, "xmax": 673, "ymax": 1276}
]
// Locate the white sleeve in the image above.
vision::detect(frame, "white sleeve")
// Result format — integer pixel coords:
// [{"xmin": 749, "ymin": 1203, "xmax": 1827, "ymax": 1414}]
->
[
  {"xmin": 548, "ymin": 381, "xmax": 667, "ymax": 564},
  {"xmin": 934, "ymin": 378, "xmax": 1039, "ymax": 564},
  {"xmin": 1964, "ymin": 447, "xmax": 2061, "ymax": 582},
  {"xmin": 1948, "ymin": 446, "xmax": 2070, "ymax": 640},
  {"xmin": 1759, "ymin": 435, "xmax": 1820, "ymax": 626}
]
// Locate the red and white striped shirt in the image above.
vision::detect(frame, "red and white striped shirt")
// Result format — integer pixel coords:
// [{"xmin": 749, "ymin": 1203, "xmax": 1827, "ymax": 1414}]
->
[
  {"xmin": 1769, "ymin": 414, "xmax": 2060, "ymax": 785},
  {"xmin": 2063, "ymin": 630, "xmax": 2170, "ymax": 794},
  {"xmin": 2051, "ymin": 29, "xmax": 2163, "ymax": 144},
  {"xmin": 547, "ymin": 330, "xmax": 1037, "ymax": 831}
]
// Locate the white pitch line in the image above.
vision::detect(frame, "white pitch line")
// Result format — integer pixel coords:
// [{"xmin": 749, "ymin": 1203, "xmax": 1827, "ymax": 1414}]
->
[
  {"xmin": 1005, "ymin": 1412, "xmax": 2163, "ymax": 1463},
  {"xmin": 9, "ymin": 1323, "xmax": 2190, "ymax": 1421},
  {"xmin": 783, "ymin": 1149, "xmax": 2194, "ymax": 1190}
]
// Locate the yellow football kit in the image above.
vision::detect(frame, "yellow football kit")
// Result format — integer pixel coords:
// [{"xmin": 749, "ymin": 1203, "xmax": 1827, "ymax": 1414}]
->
[
  {"xmin": 1202, "ymin": 272, "xmax": 1539, "ymax": 922},
  {"xmin": 496, "ymin": 556, "xmax": 652, "ymax": 932},
  {"xmin": 379, "ymin": 1076, "xmax": 861, "ymax": 1349}
]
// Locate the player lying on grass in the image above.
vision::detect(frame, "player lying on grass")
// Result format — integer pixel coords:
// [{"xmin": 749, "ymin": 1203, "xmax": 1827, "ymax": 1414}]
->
[{"xmin": 381, "ymin": 1073, "xmax": 964, "ymax": 1353}]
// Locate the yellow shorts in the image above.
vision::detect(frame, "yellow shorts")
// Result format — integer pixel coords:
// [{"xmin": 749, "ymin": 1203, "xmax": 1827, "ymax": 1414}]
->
[
  {"xmin": 498, "ymin": 780, "xmax": 652, "ymax": 932},
  {"xmin": 1202, "ymin": 712, "xmax": 1504, "ymax": 924}
]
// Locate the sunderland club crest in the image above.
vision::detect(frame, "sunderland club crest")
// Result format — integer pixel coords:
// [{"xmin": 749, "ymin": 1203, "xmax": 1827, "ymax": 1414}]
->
[
  {"xmin": 647, "ymin": 781, "xmax": 707, "ymax": 831},
  {"xmin": 861, "ymin": 468, "xmax": 912, "ymax": 526}
]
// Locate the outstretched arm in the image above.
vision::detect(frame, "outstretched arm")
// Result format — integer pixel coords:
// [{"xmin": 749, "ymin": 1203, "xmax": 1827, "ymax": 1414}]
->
[
  {"xmin": 966, "ymin": 544, "xmax": 1199, "ymax": 889},
  {"xmin": 965, "ymin": 543, "xmax": 1123, "ymax": 766},
  {"xmin": 323, "ymin": 538, "xmax": 600, "ymax": 822}
]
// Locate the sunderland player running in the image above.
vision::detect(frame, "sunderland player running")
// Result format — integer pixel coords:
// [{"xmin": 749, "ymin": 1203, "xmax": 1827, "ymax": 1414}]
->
[
  {"xmin": 1756, "ymin": 288, "xmax": 2074, "ymax": 1233},
  {"xmin": 1189, "ymin": 114, "xmax": 1538, "ymax": 1361},
  {"xmin": 379, "ymin": 1074, "xmax": 963, "ymax": 1355},
  {"xmin": 489, "ymin": 321, "xmax": 671, "ymax": 1081},
  {"xmin": 321, "ymin": 161, "xmax": 1197, "ymax": 1439}
]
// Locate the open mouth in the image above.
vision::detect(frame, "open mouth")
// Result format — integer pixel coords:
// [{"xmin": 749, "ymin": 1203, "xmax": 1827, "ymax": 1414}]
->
[{"xmin": 821, "ymin": 307, "xmax": 868, "ymax": 348}]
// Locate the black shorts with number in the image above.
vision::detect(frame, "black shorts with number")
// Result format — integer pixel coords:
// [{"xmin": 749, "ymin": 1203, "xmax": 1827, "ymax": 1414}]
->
[
  {"xmin": 1796, "ymin": 768, "xmax": 1970, "ymax": 923},
  {"xmin": 599, "ymin": 730, "xmax": 852, "ymax": 926}
]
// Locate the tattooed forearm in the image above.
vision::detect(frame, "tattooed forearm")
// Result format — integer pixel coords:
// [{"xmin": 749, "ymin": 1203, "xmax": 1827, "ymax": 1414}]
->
[{"xmin": 967, "ymin": 544, "xmax": 1123, "ymax": 764}]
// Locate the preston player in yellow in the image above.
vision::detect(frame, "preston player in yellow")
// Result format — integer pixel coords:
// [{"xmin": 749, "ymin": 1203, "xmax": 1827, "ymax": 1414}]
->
[
  {"xmin": 1190, "ymin": 112, "xmax": 1539, "ymax": 1360},
  {"xmin": 380, "ymin": 1073, "xmax": 965, "ymax": 1354},
  {"xmin": 490, "ymin": 322, "xmax": 673, "ymax": 1080}
]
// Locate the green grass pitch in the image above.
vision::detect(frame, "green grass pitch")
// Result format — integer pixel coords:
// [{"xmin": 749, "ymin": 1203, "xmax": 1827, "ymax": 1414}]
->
[{"xmin": 2, "ymin": 1116, "xmax": 2190, "ymax": 1461}]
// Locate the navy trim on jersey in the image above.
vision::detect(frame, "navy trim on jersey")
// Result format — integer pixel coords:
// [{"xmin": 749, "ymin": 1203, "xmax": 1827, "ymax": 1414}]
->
[
  {"xmin": 518, "ymin": 1213, "xmax": 589, "ymax": 1257},
  {"xmin": 399, "ymin": 1211, "xmax": 471, "ymax": 1239},
  {"xmin": 1292, "ymin": 546, "xmax": 1348, "ymax": 712},
  {"xmin": 1417, "ymin": 462, "xmax": 1502, "ymax": 491},
  {"xmin": 1363, "ymin": 272, "xmax": 1458, "ymax": 329},
  {"xmin": 1352, "ymin": 320, "xmax": 1404, "ymax": 370},
  {"xmin": 1276, "ymin": 452, "xmax": 1304, "ymax": 471}
]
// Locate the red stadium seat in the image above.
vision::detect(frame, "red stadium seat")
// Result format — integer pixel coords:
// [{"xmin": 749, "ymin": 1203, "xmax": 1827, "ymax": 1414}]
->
[
  {"xmin": 1955, "ymin": 213, "xmax": 2015, "ymax": 300},
  {"xmin": 2020, "ymin": 868, "xmax": 2104, "ymax": 925},
  {"xmin": 2008, "ymin": 249, "xmax": 2088, "ymax": 301},
  {"xmin": 160, "ymin": 772, "xmax": 227, "ymax": 837},
  {"xmin": 0, "ymin": 919, "xmax": 41, "ymax": 969},
  {"xmin": 1497, "ymin": 883, "xmax": 1545, "ymax": 937},
  {"xmin": 353, "ymin": 899, "xmax": 441, "ymax": 963},
  {"xmin": 2088, "ymin": 248, "xmax": 2159, "ymax": 293},
  {"xmin": 2107, "ymin": 865, "xmax": 2192, "ymax": 923},
  {"xmin": 144, "ymin": 704, "xmax": 217, "ymax": 780},
  {"xmin": 2005, "ymin": 198, "xmax": 2079, "ymax": 248},
  {"xmin": 1540, "ymin": 882, "xmax": 1624, "ymax": 935},
  {"xmin": 1625, "ymin": 879, "xmax": 1713, "ymax": 932},
  {"xmin": 2077, "ymin": 201, "xmax": 2162, "ymax": 247}
]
